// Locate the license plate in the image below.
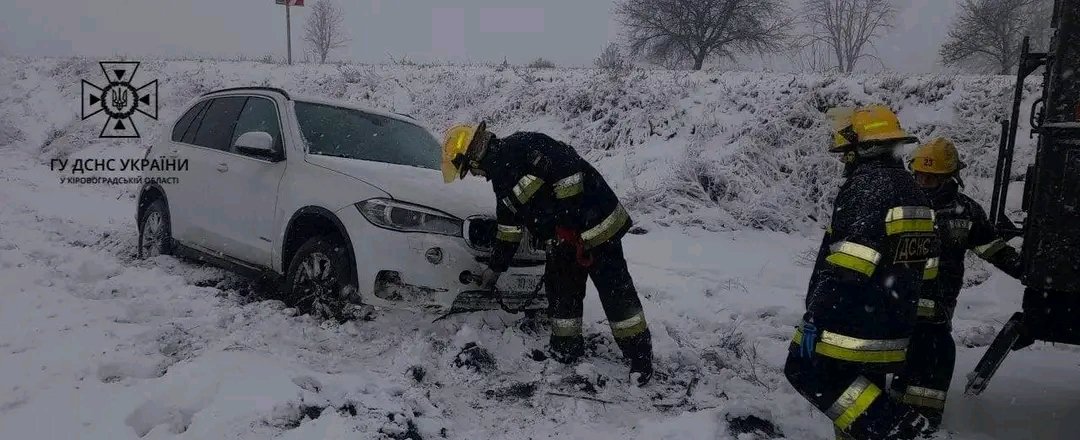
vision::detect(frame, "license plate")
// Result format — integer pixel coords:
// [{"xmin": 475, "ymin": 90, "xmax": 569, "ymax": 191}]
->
[{"xmin": 500, "ymin": 274, "xmax": 541, "ymax": 293}]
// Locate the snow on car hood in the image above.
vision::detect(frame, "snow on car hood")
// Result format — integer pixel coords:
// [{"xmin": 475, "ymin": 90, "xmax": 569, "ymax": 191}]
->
[{"xmin": 306, "ymin": 155, "xmax": 495, "ymax": 219}]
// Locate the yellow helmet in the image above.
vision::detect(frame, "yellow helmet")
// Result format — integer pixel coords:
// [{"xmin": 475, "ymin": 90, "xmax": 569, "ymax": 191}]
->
[
  {"xmin": 911, "ymin": 137, "xmax": 965, "ymax": 174},
  {"xmin": 828, "ymin": 104, "xmax": 918, "ymax": 152},
  {"xmin": 441, "ymin": 121, "xmax": 489, "ymax": 183},
  {"xmin": 827, "ymin": 107, "xmax": 856, "ymax": 151}
]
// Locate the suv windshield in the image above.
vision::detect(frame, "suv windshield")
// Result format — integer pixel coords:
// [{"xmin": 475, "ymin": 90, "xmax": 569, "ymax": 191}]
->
[{"xmin": 294, "ymin": 101, "xmax": 440, "ymax": 170}]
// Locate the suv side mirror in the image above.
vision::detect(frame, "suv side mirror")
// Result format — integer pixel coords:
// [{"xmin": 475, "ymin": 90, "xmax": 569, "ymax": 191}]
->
[{"xmin": 234, "ymin": 131, "xmax": 281, "ymax": 161}]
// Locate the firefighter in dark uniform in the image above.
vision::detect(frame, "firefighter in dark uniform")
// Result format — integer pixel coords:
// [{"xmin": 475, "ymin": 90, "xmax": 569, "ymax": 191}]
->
[
  {"xmin": 784, "ymin": 105, "xmax": 939, "ymax": 440},
  {"xmin": 889, "ymin": 137, "xmax": 1022, "ymax": 429},
  {"xmin": 441, "ymin": 122, "xmax": 654, "ymax": 385}
]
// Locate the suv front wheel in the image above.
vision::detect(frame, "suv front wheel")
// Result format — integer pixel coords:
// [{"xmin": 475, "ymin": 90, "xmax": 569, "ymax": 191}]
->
[
  {"xmin": 138, "ymin": 199, "xmax": 173, "ymax": 259},
  {"xmin": 282, "ymin": 235, "xmax": 358, "ymax": 321}
]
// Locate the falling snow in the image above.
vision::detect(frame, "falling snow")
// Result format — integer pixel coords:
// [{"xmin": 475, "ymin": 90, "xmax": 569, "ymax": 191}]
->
[{"xmin": 0, "ymin": 57, "xmax": 1076, "ymax": 440}]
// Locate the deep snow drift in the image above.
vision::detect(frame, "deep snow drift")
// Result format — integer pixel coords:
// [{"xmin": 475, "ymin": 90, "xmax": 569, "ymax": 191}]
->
[{"xmin": 1, "ymin": 58, "xmax": 1077, "ymax": 439}]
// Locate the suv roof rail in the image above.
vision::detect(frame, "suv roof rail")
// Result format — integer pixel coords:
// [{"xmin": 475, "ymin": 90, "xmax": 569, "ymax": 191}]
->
[{"xmin": 201, "ymin": 87, "xmax": 291, "ymax": 99}]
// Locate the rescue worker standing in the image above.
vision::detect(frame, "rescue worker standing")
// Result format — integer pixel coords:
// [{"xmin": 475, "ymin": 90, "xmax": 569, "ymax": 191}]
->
[
  {"xmin": 784, "ymin": 105, "xmax": 939, "ymax": 440},
  {"xmin": 889, "ymin": 137, "xmax": 1023, "ymax": 429},
  {"xmin": 441, "ymin": 122, "xmax": 654, "ymax": 386}
]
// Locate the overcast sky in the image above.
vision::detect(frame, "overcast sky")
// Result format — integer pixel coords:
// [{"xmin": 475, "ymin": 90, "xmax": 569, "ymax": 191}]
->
[{"xmin": 1, "ymin": 0, "xmax": 958, "ymax": 73}]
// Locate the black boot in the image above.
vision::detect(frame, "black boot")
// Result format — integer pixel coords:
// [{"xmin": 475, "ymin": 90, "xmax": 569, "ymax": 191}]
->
[
  {"xmin": 549, "ymin": 334, "xmax": 585, "ymax": 364},
  {"xmin": 617, "ymin": 330, "xmax": 654, "ymax": 386},
  {"xmin": 630, "ymin": 354, "xmax": 653, "ymax": 386},
  {"xmin": 887, "ymin": 409, "xmax": 935, "ymax": 439}
]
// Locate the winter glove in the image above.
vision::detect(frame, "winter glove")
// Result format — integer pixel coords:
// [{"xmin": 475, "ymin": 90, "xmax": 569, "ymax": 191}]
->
[
  {"xmin": 479, "ymin": 267, "xmax": 502, "ymax": 291},
  {"xmin": 799, "ymin": 323, "xmax": 818, "ymax": 358}
]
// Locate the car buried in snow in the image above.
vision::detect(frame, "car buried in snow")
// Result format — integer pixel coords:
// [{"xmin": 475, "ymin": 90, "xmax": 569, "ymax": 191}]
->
[{"xmin": 134, "ymin": 86, "xmax": 547, "ymax": 319}]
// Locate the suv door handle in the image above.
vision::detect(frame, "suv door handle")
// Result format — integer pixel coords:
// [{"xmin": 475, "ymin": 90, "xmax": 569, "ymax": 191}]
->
[{"xmin": 217, "ymin": 163, "xmax": 229, "ymax": 173}]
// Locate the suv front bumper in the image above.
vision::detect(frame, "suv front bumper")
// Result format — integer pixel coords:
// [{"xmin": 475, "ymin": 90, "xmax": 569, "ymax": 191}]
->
[{"xmin": 335, "ymin": 207, "xmax": 547, "ymax": 312}]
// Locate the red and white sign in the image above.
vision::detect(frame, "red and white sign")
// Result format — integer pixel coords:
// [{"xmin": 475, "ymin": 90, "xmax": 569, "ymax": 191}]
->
[{"xmin": 275, "ymin": 0, "xmax": 304, "ymax": 6}]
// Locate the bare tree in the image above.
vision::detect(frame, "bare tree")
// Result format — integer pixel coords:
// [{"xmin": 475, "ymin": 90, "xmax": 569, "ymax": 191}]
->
[
  {"xmin": 614, "ymin": 0, "xmax": 791, "ymax": 71},
  {"xmin": 788, "ymin": 39, "xmax": 835, "ymax": 73},
  {"xmin": 1023, "ymin": 0, "xmax": 1055, "ymax": 51},
  {"xmin": 800, "ymin": 0, "xmax": 898, "ymax": 73},
  {"xmin": 304, "ymin": 0, "xmax": 350, "ymax": 64},
  {"xmin": 940, "ymin": 0, "xmax": 1053, "ymax": 74}
]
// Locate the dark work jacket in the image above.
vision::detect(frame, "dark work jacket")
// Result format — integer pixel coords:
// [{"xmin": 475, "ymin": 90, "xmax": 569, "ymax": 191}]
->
[
  {"xmin": 481, "ymin": 132, "xmax": 631, "ymax": 272},
  {"xmin": 804, "ymin": 157, "xmax": 940, "ymax": 345},
  {"xmin": 919, "ymin": 182, "xmax": 1022, "ymax": 323}
]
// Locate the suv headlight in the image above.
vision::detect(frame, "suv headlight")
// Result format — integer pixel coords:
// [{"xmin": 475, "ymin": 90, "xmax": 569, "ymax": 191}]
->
[{"xmin": 356, "ymin": 198, "xmax": 463, "ymax": 236}]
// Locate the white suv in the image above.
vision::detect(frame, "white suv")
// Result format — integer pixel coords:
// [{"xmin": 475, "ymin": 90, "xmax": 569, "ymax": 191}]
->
[{"xmin": 136, "ymin": 87, "xmax": 546, "ymax": 319}]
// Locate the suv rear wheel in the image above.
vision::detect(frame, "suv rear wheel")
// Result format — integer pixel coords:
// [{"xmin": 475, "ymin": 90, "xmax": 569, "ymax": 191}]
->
[{"xmin": 282, "ymin": 235, "xmax": 358, "ymax": 321}]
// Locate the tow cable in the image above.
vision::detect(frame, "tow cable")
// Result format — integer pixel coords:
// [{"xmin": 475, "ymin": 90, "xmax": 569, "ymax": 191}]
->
[
  {"xmin": 496, "ymin": 273, "xmax": 545, "ymax": 314},
  {"xmin": 432, "ymin": 273, "xmax": 545, "ymax": 322}
]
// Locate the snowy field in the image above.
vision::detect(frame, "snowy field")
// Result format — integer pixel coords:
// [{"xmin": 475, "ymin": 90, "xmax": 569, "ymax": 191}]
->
[{"xmin": 1, "ymin": 57, "xmax": 1079, "ymax": 439}]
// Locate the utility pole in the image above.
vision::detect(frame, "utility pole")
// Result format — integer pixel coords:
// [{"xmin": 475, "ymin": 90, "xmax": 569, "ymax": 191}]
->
[
  {"xmin": 286, "ymin": 3, "xmax": 292, "ymax": 65},
  {"xmin": 277, "ymin": 1, "xmax": 305, "ymax": 65}
]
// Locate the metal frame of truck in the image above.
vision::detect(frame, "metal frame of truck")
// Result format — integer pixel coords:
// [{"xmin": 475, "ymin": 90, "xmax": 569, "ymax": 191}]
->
[{"xmin": 967, "ymin": 0, "xmax": 1080, "ymax": 396}]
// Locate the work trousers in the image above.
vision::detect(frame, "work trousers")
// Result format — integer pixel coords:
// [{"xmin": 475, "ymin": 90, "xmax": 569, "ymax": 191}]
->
[
  {"xmin": 891, "ymin": 322, "xmax": 954, "ymax": 428},
  {"xmin": 545, "ymin": 239, "xmax": 652, "ymax": 364}
]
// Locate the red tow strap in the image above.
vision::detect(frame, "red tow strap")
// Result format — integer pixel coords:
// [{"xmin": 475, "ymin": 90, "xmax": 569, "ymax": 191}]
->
[{"xmin": 555, "ymin": 227, "xmax": 594, "ymax": 268}]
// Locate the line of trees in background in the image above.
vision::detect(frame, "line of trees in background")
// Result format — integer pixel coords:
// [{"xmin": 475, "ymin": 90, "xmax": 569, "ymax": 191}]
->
[
  {"xmin": 608, "ymin": 0, "xmax": 1055, "ymax": 74},
  {"xmin": 293, "ymin": 0, "xmax": 1056, "ymax": 75}
]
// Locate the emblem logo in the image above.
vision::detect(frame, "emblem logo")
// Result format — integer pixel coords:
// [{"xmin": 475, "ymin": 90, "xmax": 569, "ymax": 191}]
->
[{"xmin": 81, "ymin": 61, "xmax": 158, "ymax": 138}]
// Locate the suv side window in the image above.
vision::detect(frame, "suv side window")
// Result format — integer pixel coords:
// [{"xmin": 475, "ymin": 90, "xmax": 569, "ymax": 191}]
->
[
  {"xmin": 192, "ymin": 96, "xmax": 248, "ymax": 151},
  {"xmin": 230, "ymin": 97, "xmax": 283, "ymax": 157},
  {"xmin": 181, "ymin": 100, "xmax": 212, "ymax": 145},
  {"xmin": 171, "ymin": 100, "xmax": 209, "ymax": 143}
]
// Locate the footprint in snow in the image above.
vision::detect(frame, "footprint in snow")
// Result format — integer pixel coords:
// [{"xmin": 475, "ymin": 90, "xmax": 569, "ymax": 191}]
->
[
  {"xmin": 96, "ymin": 360, "xmax": 167, "ymax": 383},
  {"xmin": 136, "ymin": 324, "xmax": 206, "ymax": 362},
  {"xmin": 124, "ymin": 400, "xmax": 195, "ymax": 437},
  {"xmin": 263, "ymin": 400, "xmax": 359, "ymax": 431},
  {"xmin": 291, "ymin": 375, "xmax": 323, "ymax": 393}
]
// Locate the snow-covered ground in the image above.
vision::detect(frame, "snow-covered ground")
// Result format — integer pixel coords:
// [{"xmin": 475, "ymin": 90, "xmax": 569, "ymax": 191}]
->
[{"xmin": 1, "ymin": 58, "xmax": 1078, "ymax": 439}]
